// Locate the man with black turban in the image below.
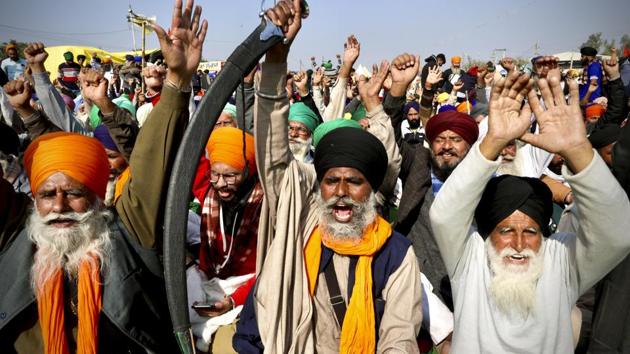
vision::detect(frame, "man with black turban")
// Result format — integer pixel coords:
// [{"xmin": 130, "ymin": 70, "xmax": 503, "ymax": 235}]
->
[
  {"xmin": 430, "ymin": 65, "xmax": 630, "ymax": 353},
  {"xmin": 234, "ymin": 5, "xmax": 421, "ymax": 352}
]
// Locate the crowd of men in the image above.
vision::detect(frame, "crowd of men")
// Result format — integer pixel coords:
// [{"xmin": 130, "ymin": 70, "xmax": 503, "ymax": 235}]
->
[{"xmin": 1, "ymin": 0, "xmax": 630, "ymax": 353}]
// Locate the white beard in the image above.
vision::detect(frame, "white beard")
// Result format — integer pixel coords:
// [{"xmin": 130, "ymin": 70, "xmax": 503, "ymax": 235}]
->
[
  {"xmin": 289, "ymin": 136, "xmax": 312, "ymax": 161},
  {"xmin": 316, "ymin": 191, "xmax": 377, "ymax": 242},
  {"xmin": 486, "ymin": 238, "xmax": 544, "ymax": 319},
  {"xmin": 496, "ymin": 159, "xmax": 522, "ymax": 176},
  {"xmin": 27, "ymin": 203, "xmax": 113, "ymax": 294},
  {"xmin": 104, "ymin": 177, "xmax": 117, "ymax": 206}
]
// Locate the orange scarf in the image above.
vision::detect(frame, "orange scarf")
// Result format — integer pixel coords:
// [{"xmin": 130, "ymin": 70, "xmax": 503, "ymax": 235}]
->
[
  {"xmin": 304, "ymin": 215, "xmax": 392, "ymax": 354},
  {"xmin": 37, "ymin": 257, "xmax": 102, "ymax": 354}
]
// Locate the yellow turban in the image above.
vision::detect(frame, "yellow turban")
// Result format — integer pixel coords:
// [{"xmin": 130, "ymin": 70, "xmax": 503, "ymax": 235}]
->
[
  {"xmin": 24, "ymin": 132, "xmax": 110, "ymax": 199},
  {"xmin": 437, "ymin": 92, "xmax": 451, "ymax": 104},
  {"xmin": 206, "ymin": 127, "xmax": 256, "ymax": 176}
]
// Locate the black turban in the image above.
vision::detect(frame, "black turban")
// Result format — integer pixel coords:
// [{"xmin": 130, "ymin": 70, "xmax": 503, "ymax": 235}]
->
[
  {"xmin": 0, "ymin": 123, "xmax": 19, "ymax": 156},
  {"xmin": 580, "ymin": 47, "xmax": 598, "ymax": 56},
  {"xmin": 588, "ymin": 124, "xmax": 620, "ymax": 149},
  {"xmin": 474, "ymin": 175, "xmax": 553, "ymax": 239},
  {"xmin": 314, "ymin": 127, "xmax": 388, "ymax": 190}
]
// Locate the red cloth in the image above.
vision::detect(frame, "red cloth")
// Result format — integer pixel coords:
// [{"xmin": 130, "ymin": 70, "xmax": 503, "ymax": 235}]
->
[
  {"xmin": 425, "ymin": 110, "xmax": 479, "ymax": 145},
  {"xmin": 192, "ymin": 156, "xmax": 211, "ymax": 203},
  {"xmin": 198, "ymin": 181, "xmax": 263, "ymax": 282},
  {"xmin": 231, "ymin": 276, "xmax": 256, "ymax": 306}
]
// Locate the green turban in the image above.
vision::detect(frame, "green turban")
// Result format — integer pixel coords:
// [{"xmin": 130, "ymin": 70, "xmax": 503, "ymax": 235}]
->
[
  {"xmin": 222, "ymin": 103, "xmax": 237, "ymax": 118},
  {"xmin": 351, "ymin": 104, "xmax": 367, "ymax": 121},
  {"xmin": 89, "ymin": 94, "xmax": 136, "ymax": 129},
  {"xmin": 312, "ymin": 118, "xmax": 362, "ymax": 147},
  {"xmin": 289, "ymin": 102, "xmax": 319, "ymax": 133}
]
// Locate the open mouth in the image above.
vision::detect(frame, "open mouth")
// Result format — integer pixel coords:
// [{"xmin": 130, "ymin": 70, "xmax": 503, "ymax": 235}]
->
[
  {"xmin": 439, "ymin": 151, "xmax": 457, "ymax": 160},
  {"xmin": 47, "ymin": 219, "xmax": 77, "ymax": 228},
  {"xmin": 505, "ymin": 254, "xmax": 529, "ymax": 265},
  {"xmin": 332, "ymin": 204, "xmax": 353, "ymax": 223},
  {"xmin": 218, "ymin": 189, "xmax": 233, "ymax": 199}
]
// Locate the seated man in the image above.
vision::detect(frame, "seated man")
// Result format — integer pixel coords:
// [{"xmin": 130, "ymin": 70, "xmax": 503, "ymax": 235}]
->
[
  {"xmin": 0, "ymin": 1, "xmax": 207, "ymax": 352},
  {"xmin": 234, "ymin": 2, "xmax": 421, "ymax": 352},
  {"xmin": 189, "ymin": 127, "xmax": 261, "ymax": 352},
  {"xmin": 430, "ymin": 63, "xmax": 630, "ymax": 353}
]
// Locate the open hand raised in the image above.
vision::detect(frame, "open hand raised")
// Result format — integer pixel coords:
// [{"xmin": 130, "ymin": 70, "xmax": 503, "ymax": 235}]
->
[{"xmin": 152, "ymin": 0, "xmax": 208, "ymax": 90}]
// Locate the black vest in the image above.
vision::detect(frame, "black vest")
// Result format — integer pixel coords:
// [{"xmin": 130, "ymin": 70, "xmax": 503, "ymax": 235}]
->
[{"xmin": 0, "ymin": 217, "xmax": 178, "ymax": 353}]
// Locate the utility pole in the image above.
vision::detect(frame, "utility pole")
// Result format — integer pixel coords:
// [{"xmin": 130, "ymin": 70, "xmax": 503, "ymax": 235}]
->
[{"xmin": 127, "ymin": 5, "xmax": 155, "ymax": 93}]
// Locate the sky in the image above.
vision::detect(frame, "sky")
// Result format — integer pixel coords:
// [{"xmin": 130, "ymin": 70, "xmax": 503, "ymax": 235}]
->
[{"xmin": 1, "ymin": 0, "xmax": 628, "ymax": 70}]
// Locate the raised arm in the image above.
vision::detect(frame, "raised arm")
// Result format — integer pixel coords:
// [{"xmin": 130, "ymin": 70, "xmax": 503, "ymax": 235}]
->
[
  {"xmin": 254, "ymin": 0, "xmax": 303, "ymax": 214},
  {"xmin": 357, "ymin": 60, "xmax": 401, "ymax": 204},
  {"xmin": 236, "ymin": 65, "xmax": 257, "ymax": 133},
  {"xmin": 420, "ymin": 67, "xmax": 444, "ymax": 126},
  {"xmin": 116, "ymin": 0, "xmax": 207, "ymax": 249},
  {"xmin": 598, "ymin": 49, "xmax": 628, "ymax": 127},
  {"xmin": 24, "ymin": 43, "xmax": 88, "ymax": 134},
  {"xmin": 520, "ymin": 59, "xmax": 630, "ymax": 293},
  {"xmin": 386, "ymin": 53, "xmax": 421, "ymax": 143},
  {"xmin": 322, "ymin": 35, "xmax": 359, "ymax": 121},
  {"xmin": 432, "ymin": 69, "xmax": 534, "ymax": 276},
  {"xmin": 3, "ymin": 80, "xmax": 62, "ymax": 138},
  {"xmin": 81, "ymin": 69, "xmax": 139, "ymax": 161}
]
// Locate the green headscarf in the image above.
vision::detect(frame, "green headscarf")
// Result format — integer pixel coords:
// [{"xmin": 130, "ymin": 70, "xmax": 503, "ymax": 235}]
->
[
  {"xmin": 222, "ymin": 103, "xmax": 237, "ymax": 118},
  {"xmin": 89, "ymin": 94, "xmax": 136, "ymax": 129},
  {"xmin": 312, "ymin": 118, "xmax": 362, "ymax": 147},
  {"xmin": 289, "ymin": 102, "xmax": 319, "ymax": 133}
]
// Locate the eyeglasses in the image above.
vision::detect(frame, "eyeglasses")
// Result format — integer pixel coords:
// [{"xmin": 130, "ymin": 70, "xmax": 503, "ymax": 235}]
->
[
  {"xmin": 288, "ymin": 124, "xmax": 310, "ymax": 137},
  {"xmin": 208, "ymin": 171, "xmax": 240, "ymax": 185}
]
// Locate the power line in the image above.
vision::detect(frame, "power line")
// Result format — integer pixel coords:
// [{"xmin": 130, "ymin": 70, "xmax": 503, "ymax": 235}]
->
[{"xmin": 0, "ymin": 24, "xmax": 128, "ymax": 36}]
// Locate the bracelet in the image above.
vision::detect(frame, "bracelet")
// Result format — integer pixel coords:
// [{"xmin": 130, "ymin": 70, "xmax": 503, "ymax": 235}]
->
[
  {"xmin": 164, "ymin": 78, "xmax": 192, "ymax": 93},
  {"xmin": 256, "ymin": 90, "xmax": 288, "ymax": 100}
]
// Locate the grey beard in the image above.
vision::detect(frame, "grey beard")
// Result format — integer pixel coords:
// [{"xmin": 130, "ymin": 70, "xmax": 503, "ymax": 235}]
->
[
  {"xmin": 316, "ymin": 191, "xmax": 377, "ymax": 242},
  {"xmin": 289, "ymin": 137, "xmax": 312, "ymax": 161},
  {"xmin": 27, "ymin": 201, "xmax": 113, "ymax": 294}
]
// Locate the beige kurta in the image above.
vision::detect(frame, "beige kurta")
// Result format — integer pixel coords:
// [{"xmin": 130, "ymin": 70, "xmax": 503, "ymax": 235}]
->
[{"xmin": 253, "ymin": 62, "xmax": 421, "ymax": 354}]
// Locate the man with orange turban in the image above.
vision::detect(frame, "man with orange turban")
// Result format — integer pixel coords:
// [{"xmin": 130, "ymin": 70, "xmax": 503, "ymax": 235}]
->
[
  {"xmin": 188, "ymin": 126, "xmax": 262, "ymax": 353},
  {"xmin": 441, "ymin": 55, "xmax": 465, "ymax": 92},
  {"xmin": 0, "ymin": 0, "xmax": 208, "ymax": 352}
]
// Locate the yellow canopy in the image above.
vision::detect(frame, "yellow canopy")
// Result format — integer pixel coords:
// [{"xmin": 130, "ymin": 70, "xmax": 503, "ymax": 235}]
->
[{"xmin": 44, "ymin": 45, "xmax": 158, "ymax": 80}]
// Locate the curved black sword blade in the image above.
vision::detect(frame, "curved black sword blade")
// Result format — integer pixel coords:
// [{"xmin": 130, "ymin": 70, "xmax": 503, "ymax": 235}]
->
[{"xmin": 163, "ymin": 20, "xmax": 282, "ymax": 353}]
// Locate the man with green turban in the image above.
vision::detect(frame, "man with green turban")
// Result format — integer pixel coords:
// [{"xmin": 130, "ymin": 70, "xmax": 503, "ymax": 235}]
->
[{"xmin": 288, "ymin": 102, "xmax": 320, "ymax": 162}]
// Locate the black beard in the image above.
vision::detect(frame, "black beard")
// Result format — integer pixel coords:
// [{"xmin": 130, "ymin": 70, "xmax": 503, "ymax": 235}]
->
[
  {"xmin": 430, "ymin": 154, "xmax": 458, "ymax": 182},
  {"xmin": 408, "ymin": 119, "xmax": 421, "ymax": 129}
]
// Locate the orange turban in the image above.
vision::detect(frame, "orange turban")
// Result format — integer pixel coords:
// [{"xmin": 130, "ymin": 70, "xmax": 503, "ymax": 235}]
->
[
  {"xmin": 206, "ymin": 127, "xmax": 256, "ymax": 176},
  {"xmin": 24, "ymin": 132, "xmax": 110, "ymax": 199},
  {"xmin": 585, "ymin": 104, "xmax": 605, "ymax": 120},
  {"xmin": 457, "ymin": 102, "xmax": 471, "ymax": 113},
  {"xmin": 451, "ymin": 56, "xmax": 462, "ymax": 64}
]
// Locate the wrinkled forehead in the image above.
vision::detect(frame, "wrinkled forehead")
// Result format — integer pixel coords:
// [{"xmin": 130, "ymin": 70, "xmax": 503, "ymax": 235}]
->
[{"xmin": 37, "ymin": 172, "xmax": 89, "ymax": 193}]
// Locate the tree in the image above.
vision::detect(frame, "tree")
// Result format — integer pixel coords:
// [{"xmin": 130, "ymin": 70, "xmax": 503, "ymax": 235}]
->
[
  {"xmin": 603, "ymin": 39, "xmax": 617, "ymax": 55},
  {"xmin": 580, "ymin": 32, "xmax": 604, "ymax": 52},
  {"xmin": 0, "ymin": 40, "xmax": 28, "ymax": 61}
]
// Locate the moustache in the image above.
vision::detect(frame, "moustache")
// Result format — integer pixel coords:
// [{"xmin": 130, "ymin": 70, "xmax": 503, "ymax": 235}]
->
[
  {"xmin": 437, "ymin": 148, "xmax": 459, "ymax": 157},
  {"xmin": 41, "ymin": 211, "xmax": 93, "ymax": 225},
  {"xmin": 323, "ymin": 196, "xmax": 358, "ymax": 209}
]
